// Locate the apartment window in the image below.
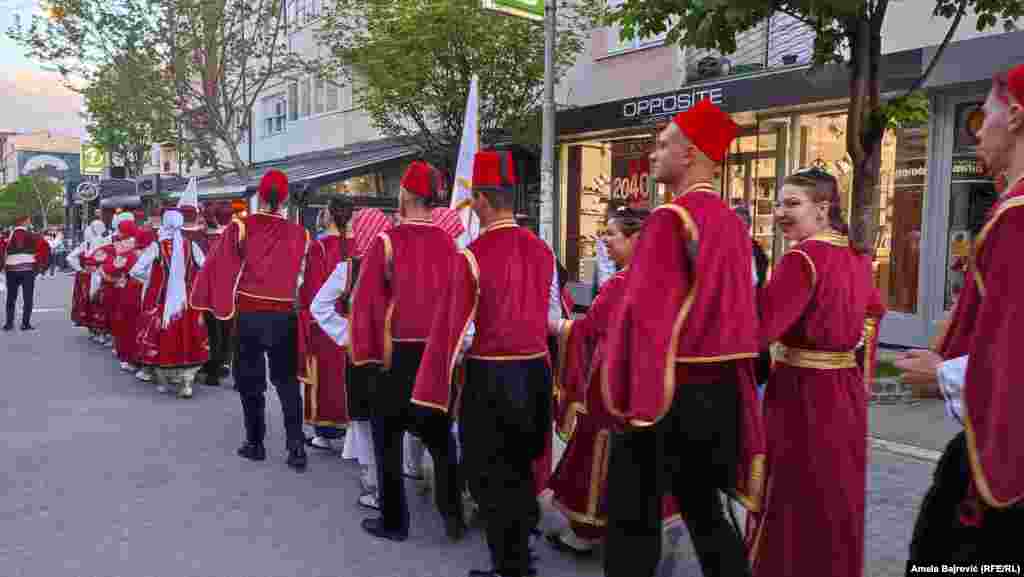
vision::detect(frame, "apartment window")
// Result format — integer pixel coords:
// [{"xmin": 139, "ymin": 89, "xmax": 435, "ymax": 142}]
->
[
  {"xmin": 262, "ymin": 93, "xmax": 286, "ymax": 136},
  {"xmin": 325, "ymin": 81, "xmax": 339, "ymax": 112},
  {"xmin": 288, "ymin": 82, "xmax": 299, "ymax": 121},
  {"xmin": 606, "ymin": 0, "xmax": 667, "ymax": 54},
  {"xmin": 288, "ymin": 0, "xmax": 322, "ymax": 29},
  {"xmin": 314, "ymin": 77, "xmax": 325, "ymax": 114},
  {"xmin": 300, "ymin": 78, "xmax": 311, "ymax": 117}
]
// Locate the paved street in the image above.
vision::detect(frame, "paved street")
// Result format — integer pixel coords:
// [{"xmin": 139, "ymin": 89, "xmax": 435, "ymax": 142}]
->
[{"xmin": 1, "ymin": 274, "xmax": 934, "ymax": 577}]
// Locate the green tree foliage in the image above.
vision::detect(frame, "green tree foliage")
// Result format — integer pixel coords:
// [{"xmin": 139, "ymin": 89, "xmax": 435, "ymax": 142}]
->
[
  {"xmin": 586, "ymin": 0, "xmax": 1023, "ymax": 251},
  {"xmin": 316, "ymin": 0, "xmax": 590, "ymax": 170},
  {"xmin": 0, "ymin": 175, "xmax": 65, "ymax": 228},
  {"xmin": 82, "ymin": 48, "xmax": 176, "ymax": 177},
  {"xmin": 8, "ymin": 0, "xmax": 298, "ymax": 183}
]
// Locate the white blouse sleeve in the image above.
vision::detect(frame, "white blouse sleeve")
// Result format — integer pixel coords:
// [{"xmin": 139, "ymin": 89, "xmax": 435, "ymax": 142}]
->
[
  {"xmin": 311, "ymin": 261, "xmax": 351, "ymax": 348},
  {"xmin": 937, "ymin": 355, "xmax": 968, "ymax": 426},
  {"xmin": 130, "ymin": 244, "xmax": 158, "ymax": 284},
  {"xmin": 191, "ymin": 242, "xmax": 206, "ymax": 269}
]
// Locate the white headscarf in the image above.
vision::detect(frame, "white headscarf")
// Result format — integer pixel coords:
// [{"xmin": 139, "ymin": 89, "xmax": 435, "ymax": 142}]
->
[
  {"xmin": 86, "ymin": 220, "xmax": 109, "ymax": 299},
  {"xmin": 159, "ymin": 209, "xmax": 187, "ymax": 328}
]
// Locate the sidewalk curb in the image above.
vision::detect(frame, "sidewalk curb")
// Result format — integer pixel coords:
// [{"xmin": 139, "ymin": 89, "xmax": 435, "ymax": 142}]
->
[{"xmin": 871, "ymin": 436, "xmax": 941, "ymax": 463}]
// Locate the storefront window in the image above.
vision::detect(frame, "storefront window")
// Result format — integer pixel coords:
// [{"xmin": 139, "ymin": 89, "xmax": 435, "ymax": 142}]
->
[
  {"xmin": 796, "ymin": 111, "xmax": 927, "ymax": 314},
  {"xmin": 725, "ymin": 127, "xmax": 781, "ymax": 263},
  {"xmin": 945, "ymin": 102, "xmax": 997, "ymax": 310},
  {"xmin": 563, "ymin": 136, "xmax": 655, "ymax": 282}
]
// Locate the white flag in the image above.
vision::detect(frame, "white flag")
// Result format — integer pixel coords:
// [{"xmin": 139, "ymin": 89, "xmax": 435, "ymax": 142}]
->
[{"xmin": 450, "ymin": 75, "xmax": 479, "ymax": 249}]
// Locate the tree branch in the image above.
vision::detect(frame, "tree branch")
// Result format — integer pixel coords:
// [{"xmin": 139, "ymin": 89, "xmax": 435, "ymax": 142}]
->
[{"xmin": 905, "ymin": 0, "xmax": 965, "ymax": 96}]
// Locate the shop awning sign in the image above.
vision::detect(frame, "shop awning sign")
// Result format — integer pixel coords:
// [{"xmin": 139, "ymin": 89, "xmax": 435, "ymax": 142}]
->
[
  {"xmin": 482, "ymin": 0, "xmax": 543, "ymax": 21},
  {"xmin": 81, "ymin": 144, "xmax": 108, "ymax": 175}
]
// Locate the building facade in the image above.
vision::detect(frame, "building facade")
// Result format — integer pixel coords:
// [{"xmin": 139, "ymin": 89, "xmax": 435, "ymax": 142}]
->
[{"xmin": 554, "ymin": 6, "xmax": 1023, "ymax": 348}]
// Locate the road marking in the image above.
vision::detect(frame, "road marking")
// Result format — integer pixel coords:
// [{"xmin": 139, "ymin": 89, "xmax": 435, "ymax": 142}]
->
[
  {"xmin": 871, "ymin": 436, "xmax": 941, "ymax": 463},
  {"xmin": 31, "ymin": 308, "xmax": 68, "ymax": 313}
]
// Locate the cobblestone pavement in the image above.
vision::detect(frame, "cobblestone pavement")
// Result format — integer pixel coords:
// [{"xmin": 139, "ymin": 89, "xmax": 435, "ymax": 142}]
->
[{"xmin": 0, "ymin": 275, "xmax": 932, "ymax": 577}]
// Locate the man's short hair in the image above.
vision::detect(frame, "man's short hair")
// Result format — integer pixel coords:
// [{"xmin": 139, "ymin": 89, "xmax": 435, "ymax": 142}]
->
[{"xmin": 475, "ymin": 187, "xmax": 516, "ymax": 211}]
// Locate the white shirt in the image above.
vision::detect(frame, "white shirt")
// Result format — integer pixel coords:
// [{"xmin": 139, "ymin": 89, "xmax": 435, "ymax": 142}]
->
[
  {"xmin": 311, "ymin": 262, "xmax": 351, "ymax": 347},
  {"xmin": 937, "ymin": 355, "xmax": 968, "ymax": 426}
]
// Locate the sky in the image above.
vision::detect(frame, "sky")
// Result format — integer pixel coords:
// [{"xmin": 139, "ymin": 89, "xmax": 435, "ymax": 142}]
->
[{"xmin": 0, "ymin": 1, "xmax": 84, "ymax": 138}]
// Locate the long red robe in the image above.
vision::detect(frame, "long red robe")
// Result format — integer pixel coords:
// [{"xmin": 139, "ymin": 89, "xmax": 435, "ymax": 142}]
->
[
  {"xmin": 102, "ymin": 245, "xmax": 142, "ymax": 365},
  {"xmin": 961, "ymin": 178, "xmax": 1024, "ymax": 518},
  {"xmin": 549, "ymin": 270, "xmax": 680, "ymax": 538},
  {"xmin": 299, "ymin": 233, "xmax": 352, "ymax": 427},
  {"xmin": 747, "ymin": 231, "xmax": 885, "ymax": 577},
  {"xmin": 136, "ymin": 239, "xmax": 209, "ymax": 368},
  {"xmin": 89, "ymin": 244, "xmax": 117, "ymax": 333},
  {"xmin": 601, "ymin": 183, "xmax": 766, "ymax": 512}
]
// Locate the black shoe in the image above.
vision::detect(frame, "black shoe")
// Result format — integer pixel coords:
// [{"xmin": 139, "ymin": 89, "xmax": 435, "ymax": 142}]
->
[
  {"xmin": 468, "ymin": 570, "xmax": 537, "ymax": 577},
  {"xmin": 286, "ymin": 445, "xmax": 307, "ymax": 471},
  {"xmin": 205, "ymin": 375, "xmax": 220, "ymax": 386},
  {"xmin": 360, "ymin": 517, "xmax": 408, "ymax": 542},
  {"xmin": 2, "ymin": 324, "xmax": 12, "ymax": 332},
  {"xmin": 20, "ymin": 324, "xmax": 35, "ymax": 331},
  {"xmin": 444, "ymin": 514, "xmax": 468, "ymax": 542},
  {"xmin": 237, "ymin": 442, "xmax": 266, "ymax": 461}
]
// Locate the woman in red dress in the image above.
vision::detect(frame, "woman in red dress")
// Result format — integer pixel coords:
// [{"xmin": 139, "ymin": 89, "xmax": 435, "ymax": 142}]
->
[
  {"xmin": 747, "ymin": 168, "xmax": 885, "ymax": 577},
  {"xmin": 68, "ymin": 220, "xmax": 107, "ymax": 331},
  {"xmin": 102, "ymin": 220, "xmax": 144, "ymax": 372},
  {"xmin": 131, "ymin": 207, "xmax": 210, "ymax": 398},
  {"xmin": 300, "ymin": 198, "xmax": 355, "ymax": 450},
  {"xmin": 546, "ymin": 207, "xmax": 680, "ymax": 554}
]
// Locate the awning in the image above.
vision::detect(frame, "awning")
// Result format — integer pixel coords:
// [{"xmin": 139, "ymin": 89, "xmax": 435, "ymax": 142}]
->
[{"xmin": 165, "ymin": 137, "xmax": 418, "ymax": 200}]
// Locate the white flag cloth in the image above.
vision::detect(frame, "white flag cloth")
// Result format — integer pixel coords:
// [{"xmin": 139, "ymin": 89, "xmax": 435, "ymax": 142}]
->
[
  {"xmin": 450, "ymin": 75, "xmax": 480, "ymax": 249},
  {"xmin": 159, "ymin": 210, "xmax": 186, "ymax": 328}
]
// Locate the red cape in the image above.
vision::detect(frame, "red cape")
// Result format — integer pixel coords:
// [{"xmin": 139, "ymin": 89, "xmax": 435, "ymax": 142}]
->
[
  {"xmin": 963, "ymin": 181, "xmax": 1024, "ymax": 512},
  {"xmin": 190, "ymin": 220, "xmax": 245, "ymax": 320}
]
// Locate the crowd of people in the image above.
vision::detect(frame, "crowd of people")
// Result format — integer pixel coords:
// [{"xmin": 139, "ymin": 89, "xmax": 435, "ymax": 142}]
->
[{"xmin": 6, "ymin": 63, "xmax": 1021, "ymax": 577}]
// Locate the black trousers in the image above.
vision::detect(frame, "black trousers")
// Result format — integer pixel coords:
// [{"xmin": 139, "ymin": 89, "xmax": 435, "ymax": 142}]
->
[
  {"xmin": 369, "ymin": 342, "xmax": 462, "ymax": 532},
  {"xmin": 202, "ymin": 312, "xmax": 230, "ymax": 382},
  {"xmin": 461, "ymin": 357, "xmax": 551, "ymax": 577},
  {"xmin": 5, "ymin": 270, "xmax": 36, "ymax": 327},
  {"xmin": 234, "ymin": 312, "xmax": 304, "ymax": 448},
  {"xmin": 908, "ymin": 431, "xmax": 1024, "ymax": 565},
  {"xmin": 604, "ymin": 380, "xmax": 751, "ymax": 577}
]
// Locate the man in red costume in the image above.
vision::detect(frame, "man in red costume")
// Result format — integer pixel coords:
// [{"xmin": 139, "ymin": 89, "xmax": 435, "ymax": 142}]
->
[
  {"xmin": 1, "ymin": 215, "xmax": 49, "ymax": 331},
  {"xmin": 897, "ymin": 63, "xmax": 1024, "ymax": 563},
  {"xmin": 414, "ymin": 150, "xmax": 562, "ymax": 577},
  {"xmin": 315, "ymin": 160, "xmax": 465, "ymax": 542},
  {"xmin": 191, "ymin": 169, "xmax": 311, "ymax": 472},
  {"xmin": 196, "ymin": 202, "xmax": 233, "ymax": 387},
  {"xmin": 600, "ymin": 99, "xmax": 764, "ymax": 577}
]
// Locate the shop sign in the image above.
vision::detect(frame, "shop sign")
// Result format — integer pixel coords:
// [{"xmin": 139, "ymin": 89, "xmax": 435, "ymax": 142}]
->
[
  {"xmin": 611, "ymin": 140, "xmax": 652, "ymax": 207},
  {"xmin": 621, "ymin": 87, "xmax": 726, "ymax": 121},
  {"xmin": 81, "ymin": 144, "xmax": 107, "ymax": 175},
  {"xmin": 951, "ymin": 155, "xmax": 988, "ymax": 182},
  {"xmin": 481, "ymin": 0, "xmax": 543, "ymax": 21}
]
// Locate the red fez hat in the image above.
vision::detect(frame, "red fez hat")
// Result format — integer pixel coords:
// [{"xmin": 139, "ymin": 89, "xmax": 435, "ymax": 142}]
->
[
  {"xmin": 400, "ymin": 160, "xmax": 443, "ymax": 200},
  {"xmin": 133, "ymin": 209, "xmax": 145, "ymax": 221},
  {"xmin": 258, "ymin": 169, "xmax": 289, "ymax": 205},
  {"xmin": 671, "ymin": 99, "xmax": 738, "ymax": 163},
  {"xmin": 117, "ymin": 220, "xmax": 137, "ymax": 238},
  {"xmin": 472, "ymin": 150, "xmax": 518, "ymax": 192}
]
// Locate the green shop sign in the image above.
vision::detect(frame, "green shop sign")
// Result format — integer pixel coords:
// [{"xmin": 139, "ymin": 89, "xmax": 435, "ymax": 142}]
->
[{"xmin": 482, "ymin": 0, "xmax": 543, "ymax": 21}]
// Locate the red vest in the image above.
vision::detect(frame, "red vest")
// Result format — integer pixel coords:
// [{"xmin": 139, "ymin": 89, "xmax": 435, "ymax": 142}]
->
[{"xmin": 236, "ymin": 213, "xmax": 309, "ymax": 308}]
